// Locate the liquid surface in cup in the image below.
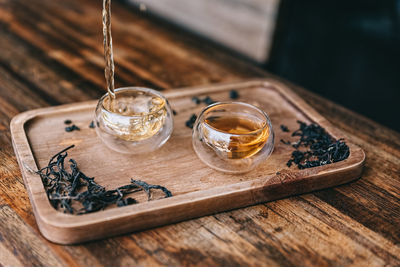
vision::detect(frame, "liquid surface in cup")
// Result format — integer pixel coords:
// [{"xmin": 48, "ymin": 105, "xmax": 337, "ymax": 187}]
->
[
  {"xmin": 102, "ymin": 93, "xmax": 167, "ymax": 141},
  {"xmin": 203, "ymin": 114, "xmax": 269, "ymax": 159}
]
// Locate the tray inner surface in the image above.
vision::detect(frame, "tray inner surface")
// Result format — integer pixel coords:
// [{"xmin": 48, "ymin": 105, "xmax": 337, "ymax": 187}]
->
[{"xmin": 25, "ymin": 85, "xmax": 312, "ymax": 208}]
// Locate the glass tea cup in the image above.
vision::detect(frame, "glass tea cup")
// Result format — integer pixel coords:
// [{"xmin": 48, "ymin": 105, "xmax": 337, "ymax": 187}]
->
[
  {"xmin": 192, "ymin": 102, "xmax": 274, "ymax": 173},
  {"xmin": 95, "ymin": 87, "xmax": 174, "ymax": 154}
]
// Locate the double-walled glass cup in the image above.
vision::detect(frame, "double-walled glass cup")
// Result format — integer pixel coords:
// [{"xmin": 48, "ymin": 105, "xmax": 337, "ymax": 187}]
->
[
  {"xmin": 192, "ymin": 102, "xmax": 274, "ymax": 173},
  {"xmin": 95, "ymin": 87, "xmax": 173, "ymax": 154}
]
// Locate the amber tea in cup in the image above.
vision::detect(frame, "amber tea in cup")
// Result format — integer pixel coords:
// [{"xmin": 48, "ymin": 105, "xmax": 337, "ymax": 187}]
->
[{"xmin": 192, "ymin": 102, "xmax": 274, "ymax": 173}]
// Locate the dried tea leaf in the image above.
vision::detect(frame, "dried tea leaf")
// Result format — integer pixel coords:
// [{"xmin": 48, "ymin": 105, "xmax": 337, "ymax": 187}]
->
[
  {"xmin": 33, "ymin": 145, "xmax": 172, "ymax": 215},
  {"xmin": 283, "ymin": 121, "xmax": 350, "ymax": 169}
]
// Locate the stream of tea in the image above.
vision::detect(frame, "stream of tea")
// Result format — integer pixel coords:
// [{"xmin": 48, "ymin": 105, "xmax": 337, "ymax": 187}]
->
[
  {"xmin": 102, "ymin": 0, "xmax": 115, "ymax": 107},
  {"xmin": 101, "ymin": 1, "xmax": 168, "ymax": 141}
]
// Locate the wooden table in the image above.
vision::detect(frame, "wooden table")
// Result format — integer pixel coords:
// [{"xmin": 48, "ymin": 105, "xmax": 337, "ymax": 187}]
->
[{"xmin": 0, "ymin": 0, "xmax": 399, "ymax": 266}]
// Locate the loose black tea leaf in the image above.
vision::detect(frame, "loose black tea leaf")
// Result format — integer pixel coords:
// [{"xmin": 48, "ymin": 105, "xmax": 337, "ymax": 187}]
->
[
  {"xmin": 185, "ymin": 121, "xmax": 193, "ymax": 129},
  {"xmin": 117, "ymin": 197, "xmax": 137, "ymax": 207},
  {"xmin": 192, "ymin": 95, "xmax": 216, "ymax": 105},
  {"xmin": 189, "ymin": 114, "xmax": 197, "ymax": 123},
  {"xmin": 280, "ymin": 124, "xmax": 290, "ymax": 132},
  {"xmin": 192, "ymin": 96, "xmax": 201, "ymax": 105},
  {"xmin": 64, "ymin": 119, "xmax": 72, "ymax": 125},
  {"xmin": 172, "ymin": 109, "xmax": 177, "ymax": 116},
  {"xmin": 89, "ymin": 121, "xmax": 95, "ymax": 128},
  {"xmin": 65, "ymin": 125, "xmax": 80, "ymax": 132},
  {"xmin": 130, "ymin": 179, "xmax": 172, "ymax": 200},
  {"xmin": 229, "ymin": 90, "xmax": 239, "ymax": 99},
  {"xmin": 33, "ymin": 145, "xmax": 172, "ymax": 214},
  {"xmin": 280, "ymin": 139, "xmax": 291, "ymax": 145},
  {"xmin": 283, "ymin": 121, "xmax": 350, "ymax": 169},
  {"xmin": 203, "ymin": 96, "xmax": 215, "ymax": 105},
  {"xmin": 185, "ymin": 114, "xmax": 197, "ymax": 129}
]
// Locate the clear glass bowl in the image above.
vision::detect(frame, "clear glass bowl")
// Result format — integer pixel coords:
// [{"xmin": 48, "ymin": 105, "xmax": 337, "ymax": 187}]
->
[
  {"xmin": 95, "ymin": 87, "xmax": 173, "ymax": 154},
  {"xmin": 192, "ymin": 102, "xmax": 274, "ymax": 173}
]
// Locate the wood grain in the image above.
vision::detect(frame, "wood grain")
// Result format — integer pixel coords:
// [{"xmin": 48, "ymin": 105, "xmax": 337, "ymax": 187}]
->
[
  {"xmin": 10, "ymin": 80, "xmax": 365, "ymax": 244},
  {"xmin": 0, "ymin": 0, "xmax": 399, "ymax": 265}
]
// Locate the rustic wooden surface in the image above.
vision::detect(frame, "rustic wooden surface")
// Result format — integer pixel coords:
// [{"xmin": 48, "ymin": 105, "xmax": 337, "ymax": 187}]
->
[
  {"xmin": 10, "ymin": 80, "xmax": 365, "ymax": 244},
  {"xmin": 0, "ymin": 0, "xmax": 399, "ymax": 265}
]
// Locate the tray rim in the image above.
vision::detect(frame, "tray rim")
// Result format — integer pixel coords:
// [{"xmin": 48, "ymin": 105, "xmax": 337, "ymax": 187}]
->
[{"xmin": 10, "ymin": 79, "xmax": 365, "ymax": 244}]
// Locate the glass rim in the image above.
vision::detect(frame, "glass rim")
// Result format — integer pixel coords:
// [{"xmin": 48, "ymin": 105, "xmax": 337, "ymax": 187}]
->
[
  {"xmin": 99, "ymin": 87, "xmax": 167, "ymax": 118},
  {"xmin": 198, "ymin": 101, "xmax": 272, "ymax": 137}
]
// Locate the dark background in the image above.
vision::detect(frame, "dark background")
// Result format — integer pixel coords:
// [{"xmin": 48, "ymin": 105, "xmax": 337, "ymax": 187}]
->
[
  {"xmin": 268, "ymin": 0, "xmax": 400, "ymax": 132},
  {"xmin": 125, "ymin": 0, "xmax": 400, "ymax": 132}
]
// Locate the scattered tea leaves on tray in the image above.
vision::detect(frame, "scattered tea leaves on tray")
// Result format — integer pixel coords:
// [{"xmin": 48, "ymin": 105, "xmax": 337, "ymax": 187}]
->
[
  {"xmin": 283, "ymin": 121, "xmax": 350, "ymax": 169},
  {"xmin": 229, "ymin": 90, "xmax": 239, "ymax": 99},
  {"xmin": 192, "ymin": 96, "xmax": 216, "ymax": 105},
  {"xmin": 280, "ymin": 124, "xmax": 290, "ymax": 132},
  {"xmin": 185, "ymin": 114, "xmax": 197, "ymax": 129},
  {"xmin": 64, "ymin": 119, "xmax": 72, "ymax": 125},
  {"xmin": 33, "ymin": 145, "xmax": 172, "ymax": 214},
  {"xmin": 186, "ymin": 91, "xmax": 238, "ymax": 129},
  {"xmin": 89, "ymin": 121, "xmax": 95, "ymax": 128},
  {"xmin": 65, "ymin": 125, "xmax": 80, "ymax": 132},
  {"xmin": 172, "ymin": 109, "xmax": 177, "ymax": 116}
]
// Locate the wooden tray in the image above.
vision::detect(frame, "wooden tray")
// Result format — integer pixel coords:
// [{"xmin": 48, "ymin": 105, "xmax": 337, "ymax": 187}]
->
[{"xmin": 10, "ymin": 79, "xmax": 365, "ymax": 244}]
